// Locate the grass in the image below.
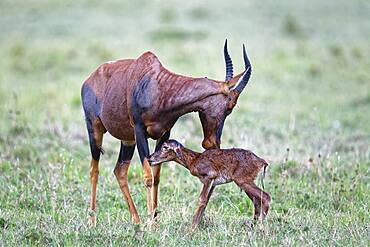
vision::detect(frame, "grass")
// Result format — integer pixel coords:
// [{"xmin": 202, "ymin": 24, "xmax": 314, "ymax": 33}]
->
[{"xmin": 0, "ymin": 0, "xmax": 369, "ymax": 245}]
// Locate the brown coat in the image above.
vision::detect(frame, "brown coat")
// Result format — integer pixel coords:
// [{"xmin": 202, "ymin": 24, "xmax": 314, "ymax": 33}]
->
[
  {"xmin": 81, "ymin": 41, "xmax": 252, "ymax": 225},
  {"xmin": 149, "ymin": 140, "xmax": 271, "ymax": 230}
]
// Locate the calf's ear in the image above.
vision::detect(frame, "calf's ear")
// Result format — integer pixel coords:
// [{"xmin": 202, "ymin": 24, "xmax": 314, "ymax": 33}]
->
[{"xmin": 174, "ymin": 147, "xmax": 183, "ymax": 160}]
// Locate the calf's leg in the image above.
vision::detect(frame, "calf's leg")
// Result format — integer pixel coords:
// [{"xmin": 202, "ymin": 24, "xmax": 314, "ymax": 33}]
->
[
  {"xmin": 192, "ymin": 180, "xmax": 215, "ymax": 230},
  {"xmin": 239, "ymin": 182, "xmax": 271, "ymax": 221}
]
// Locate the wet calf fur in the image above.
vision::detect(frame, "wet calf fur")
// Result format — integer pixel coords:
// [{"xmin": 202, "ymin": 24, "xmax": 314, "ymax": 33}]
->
[{"xmin": 149, "ymin": 140, "xmax": 271, "ymax": 230}]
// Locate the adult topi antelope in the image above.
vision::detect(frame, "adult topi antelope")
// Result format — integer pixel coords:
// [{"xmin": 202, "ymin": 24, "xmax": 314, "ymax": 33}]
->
[{"xmin": 81, "ymin": 40, "xmax": 252, "ymax": 225}]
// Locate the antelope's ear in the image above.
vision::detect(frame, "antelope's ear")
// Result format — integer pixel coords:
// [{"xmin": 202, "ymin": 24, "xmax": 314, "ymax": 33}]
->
[
  {"xmin": 226, "ymin": 71, "xmax": 244, "ymax": 89},
  {"xmin": 219, "ymin": 83, "xmax": 230, "ymax": 95}
]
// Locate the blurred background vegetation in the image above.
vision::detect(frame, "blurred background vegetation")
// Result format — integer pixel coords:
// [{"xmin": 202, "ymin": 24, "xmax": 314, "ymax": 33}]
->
[{"xmin": 0, "ymin": 0, "xmax": 369, "ymax": 245}]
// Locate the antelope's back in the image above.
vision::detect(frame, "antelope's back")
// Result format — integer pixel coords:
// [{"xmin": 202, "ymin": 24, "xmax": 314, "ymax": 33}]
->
[{"xmin": 82, "ymin": 52, "xmax": 164, "ymax": 141}]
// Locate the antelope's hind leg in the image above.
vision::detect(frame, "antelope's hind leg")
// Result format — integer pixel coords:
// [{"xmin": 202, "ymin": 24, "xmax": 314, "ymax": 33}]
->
[
  {"xmin": 85, "ymin": 118, "xmax": 105, "ymax": 227},
  {"xmin": 114, "ymin": 141, "xmax": 140, "ymax": 224}
]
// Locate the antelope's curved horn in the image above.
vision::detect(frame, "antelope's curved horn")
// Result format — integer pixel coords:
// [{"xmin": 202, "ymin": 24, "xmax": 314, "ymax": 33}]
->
[
  {"xmin": 234, "ymin": 44, "xmax": 252, "ymax": 94},
  {"xmin": 224, "ymin": 39, "xmax": 233, "ymax": 82}
]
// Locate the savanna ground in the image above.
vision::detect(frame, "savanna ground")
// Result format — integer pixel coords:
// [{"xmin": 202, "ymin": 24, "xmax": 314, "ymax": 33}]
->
[{"xmin": 0, "ymin": 0, "xmax": 369, "ymax": 246}]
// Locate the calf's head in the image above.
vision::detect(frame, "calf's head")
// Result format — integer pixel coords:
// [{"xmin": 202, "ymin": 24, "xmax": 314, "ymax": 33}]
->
[
  {"xmin": 199, "ymin": 40, "xmax": 252, "ymax": 150},
  {"xmin": 149, "ymin": 140, "xmax": 183, "ymax": 166}
]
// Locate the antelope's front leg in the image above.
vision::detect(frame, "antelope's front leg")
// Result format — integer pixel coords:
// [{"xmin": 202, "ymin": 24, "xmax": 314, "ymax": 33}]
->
[
  {"xmin": 134, "ymin": 124, "xmax": 154, "ymax": 215},
  {"xmin": 113, "ymin": 142, "xmax": 140, "ymax": 224},
  {"xmin": 192, "ymin": 179, "xmax": 215, "ymax": 231},
  {"xmin": 151, "ymin": 130, "xmax": 170, "ymax": 219}
]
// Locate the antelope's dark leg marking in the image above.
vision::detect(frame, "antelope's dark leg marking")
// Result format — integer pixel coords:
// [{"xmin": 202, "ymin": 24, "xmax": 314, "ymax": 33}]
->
[
  {"xmin": 114, "ymin": 143, "xmax": 140, "ymax": 224},
  {"xmin": 216, "ymin": 117, "xmax": 225, "ymax": 141},
  {"xmin": 81, "ymin": 84, "xmax": 102, "ymax": 121},
  {"xmin": 81, "ymin": 84, "xmax": 105, "ymax": 226},
  {"xmin": 151, "ymin": 130, "xmax": 171, "ymax": 218},
  {"xmin": 117, "ymin": 143, "xmax": 135, "ymax": 163},
  {"xmin": 155, "ymin": 130, "xmax": 171, "ymax": 151},
  {"xmin": 131, "ymin": 77, "xmax": 155, "ymax": 214},
  {"xmin": 82, "ymin": 84, "xmax": 104, "ymax": 160},
  {"xmin": 85, "ymin": 119, "xmax": 103, "ymax": 160},
  {"xmin": 131, "ymin": 77, "xmax": 152, "ymax": 163}
]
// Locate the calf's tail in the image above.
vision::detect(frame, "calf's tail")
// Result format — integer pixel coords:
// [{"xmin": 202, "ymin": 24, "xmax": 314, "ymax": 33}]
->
[{"xmin": 261, "ymin": 159, "xmax": 269, "ymax": 190}]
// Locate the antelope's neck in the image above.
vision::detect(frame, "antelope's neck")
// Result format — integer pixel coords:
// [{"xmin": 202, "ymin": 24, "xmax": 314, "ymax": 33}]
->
[
  {"xmin": 156, "ymin": 73, "xmax": 222, "ymax": 114},
  {"xmin": 140, "ymin": 65, "xmax": 223, "ymax": 140}
]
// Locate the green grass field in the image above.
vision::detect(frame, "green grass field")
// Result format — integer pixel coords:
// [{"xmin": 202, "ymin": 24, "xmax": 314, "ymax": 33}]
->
[{"xmin": 0, "ymin": 0, "xmax": 369, "ymax": 245}]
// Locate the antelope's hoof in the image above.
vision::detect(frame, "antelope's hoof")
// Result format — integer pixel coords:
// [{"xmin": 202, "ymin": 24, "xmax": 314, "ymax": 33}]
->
[
  {"xmin": 132, "ymin": 216, "xmax": 141, "ymax": 225},
  {"xmin": 148, "ymin": 219, "xmax": 160, "ymax": 229},
  {"xmin": 146, "ymin": 216, "xmax": 160, "ymax": 229},
  {"xmin": 150, "ymin": 209, "xmax": 160, "ymax": 220},
  {"xmin": 190, "ymin": 225, "xmax": 197, "ymax": 234},
  {"xmin": 89, "ymin": 216, "xmax": 97, "ymax": 227}
]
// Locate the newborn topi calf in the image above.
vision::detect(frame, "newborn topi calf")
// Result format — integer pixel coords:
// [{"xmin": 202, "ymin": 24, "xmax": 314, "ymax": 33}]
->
[{"xmin": 149, "ymin": 140, "xmax": 271, "ymax": 230}]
